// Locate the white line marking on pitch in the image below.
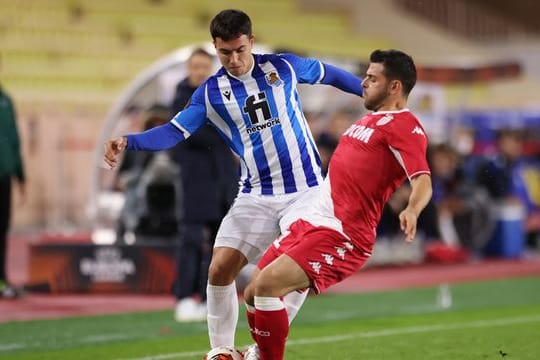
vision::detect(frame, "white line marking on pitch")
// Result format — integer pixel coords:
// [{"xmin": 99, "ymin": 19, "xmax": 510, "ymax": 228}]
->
[
  {"xmin": 118, "ymin": 314, "xmax": 540, "ymax": 360},
  {"xmin": 81, "ymin": 334, "xmax": 135, "ymax": 343},
  {"xmin": 0, "ymin": 343, "xmax": 25, "ymax": 351}
]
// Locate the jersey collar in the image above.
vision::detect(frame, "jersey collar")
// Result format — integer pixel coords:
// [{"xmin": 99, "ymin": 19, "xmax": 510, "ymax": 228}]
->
[
  {"xmin": 371, "ymin": 108, "xmax": 410, "ymax": 115},
  {"xmin": 225, "ymin": 55, "xmax": 256, "ymax": 81}
]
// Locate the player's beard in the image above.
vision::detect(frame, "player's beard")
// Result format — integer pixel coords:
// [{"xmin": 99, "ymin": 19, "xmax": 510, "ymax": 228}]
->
[{"xmin": 364, "ymin": 87, "xmax": 390, "ymax": 112}]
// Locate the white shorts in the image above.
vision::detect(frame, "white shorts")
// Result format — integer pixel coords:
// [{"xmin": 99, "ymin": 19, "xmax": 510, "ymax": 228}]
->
[{"xmin": 215, "ymin": 186, "xmax": 321, "ymax": 263}]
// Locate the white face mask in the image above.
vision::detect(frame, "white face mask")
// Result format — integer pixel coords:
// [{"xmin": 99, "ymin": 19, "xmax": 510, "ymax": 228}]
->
[{"xmin": 453, "ymin": 134, "xmax": 474, "ymax": 156}]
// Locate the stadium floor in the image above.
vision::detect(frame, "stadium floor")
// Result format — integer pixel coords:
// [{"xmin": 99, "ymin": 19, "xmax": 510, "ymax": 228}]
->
[{"xmin": 1, "ymin": 253, "xmax": 540, "ymax": 323}]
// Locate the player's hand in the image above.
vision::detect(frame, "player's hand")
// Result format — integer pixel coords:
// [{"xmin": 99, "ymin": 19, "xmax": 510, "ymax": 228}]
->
[
  {"xmin": 398, "ymin": 207, "xmax": 418, "ymax": 242},
  {"xmin": 103, "ymin": 137, "xmax": 127, "ymax": 169}
]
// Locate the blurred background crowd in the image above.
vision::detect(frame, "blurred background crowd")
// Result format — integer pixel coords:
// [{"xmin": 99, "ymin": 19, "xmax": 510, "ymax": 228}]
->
[{"xmin": 1, "ymin": 0, "xmax": 540, "ymax": 300}]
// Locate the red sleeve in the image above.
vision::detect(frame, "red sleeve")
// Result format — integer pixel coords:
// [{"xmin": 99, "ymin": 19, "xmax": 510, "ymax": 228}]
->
[{"xmin": 385, "ymin": 113, "xmax": 430, "ymax": 180}]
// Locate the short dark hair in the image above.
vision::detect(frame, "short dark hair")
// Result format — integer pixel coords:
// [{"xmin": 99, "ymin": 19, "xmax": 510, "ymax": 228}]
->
[
  {"xmin": 210, "ymin": 9, "xmax": 252, "ymax": 41},
  {"xmin": 369, "ymin": 49, "xmax": 417, "ymax": 96},
  {"xmin": 188, "ymin": 47, "xmax": 212, "ymax": 62}
]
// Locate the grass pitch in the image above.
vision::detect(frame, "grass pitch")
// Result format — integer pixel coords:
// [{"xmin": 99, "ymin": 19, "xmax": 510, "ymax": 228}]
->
[{"xmin": 0, "ymin": 276, "xmax": 539, "ymax": 359}]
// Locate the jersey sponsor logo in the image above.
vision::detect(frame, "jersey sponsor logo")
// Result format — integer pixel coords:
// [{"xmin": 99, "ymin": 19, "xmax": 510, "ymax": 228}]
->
[
  {"xmin": 265, "ymin": 71, "xmax": 283, "ymax": 87},
  {"xmin": 322, "ymin": 253, "xmax": 334, "ymax": 266},
  {"xmin": 309, "ymin": 261, "xmax": 322, "ymax": 274},
  {"xmin": 376, "ymin": 114, "xmax": 394, "ymax": 126},
  {"xmin": 412, "ymin": 126, "xmax": 425, "ymax": 136},
  {"xmin": 343, "ymin": 124, "xmax": 375, "ymax": 143},
  {"xmin": 246, "ymin": 118, "xmax": 281, "ymax": 134},
  {"xmin": 243, "ymin": 91, "xmax": 281, "ymax": 134}
]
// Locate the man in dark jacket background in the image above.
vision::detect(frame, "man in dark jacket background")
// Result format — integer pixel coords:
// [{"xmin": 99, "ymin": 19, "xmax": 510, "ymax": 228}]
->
[
  {"xmin": 170, "ymin": 48, "xmax": 238, "ymax": 321},
  {"xmin": 0, "ymin": 53, "xmax": 26, "ymax": 299}
]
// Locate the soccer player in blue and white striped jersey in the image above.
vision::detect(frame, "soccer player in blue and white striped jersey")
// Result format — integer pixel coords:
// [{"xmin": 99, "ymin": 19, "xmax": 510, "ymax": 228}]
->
[{"xmin": 103, "ymin": 9, "xmax": 363, "ymax": 353}]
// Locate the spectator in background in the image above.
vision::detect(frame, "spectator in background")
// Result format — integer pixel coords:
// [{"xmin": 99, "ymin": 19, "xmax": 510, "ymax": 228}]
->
[
  {"xmin": 115, "ymin": 105, "xmax": 181, "ymax": 243},
  {"xmin": 378, "ymin": 184, "xmax": 440, "ymax": 242},
  {"xmin": 476, "ymin": 129, "xmax": 540, "ymax": 249},
  {"xmin": 428, "ymin": 143, "xmax": 493, "ymax": 257},
  {"xmin": 169, "ymin": 48, "xmax": 238, "ymax": 322},
  {"xmin": 315, "ymin": 110, "xmax": 355, "ymax": 175},
  {"xmin": 0, "ymin": 53, "xmax": 26, "ymax": 299},
  {"xmin": 476, "ymin": 129, "xmax": 525, "ymax": 199},
  {"xmin": 450, "ymin": 126, "xmax": 480, "ymax": 181},
  {"xmin": 315, "ymin": 134, "xmax": 338, "ymax": 176}
]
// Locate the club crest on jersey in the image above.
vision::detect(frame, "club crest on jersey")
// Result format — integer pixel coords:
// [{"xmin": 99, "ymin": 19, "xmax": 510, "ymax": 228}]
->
[
  {"xmin": 265, "ymin": 71, "xmax": 283, "ymax": 87},
  {"xmin": 376, "ymin": 114, "xmax": 393, "ymax": 126}
]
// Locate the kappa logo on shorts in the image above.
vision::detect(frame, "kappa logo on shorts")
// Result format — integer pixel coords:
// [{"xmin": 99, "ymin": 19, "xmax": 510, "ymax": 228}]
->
[
  {"xmin": 309, "ymin": 261, "xmax": 321, "ymax": 274},
  {"xmin": 343, "ymin": 241, "xmax": 354, "ymax": 251},
  {"xmin": 335, "ymin": 246, "xmax": 346, "ymax": 260},
  {"xmin": 322, "ymin": 253, "xmax": 334, "ymax": 266}
]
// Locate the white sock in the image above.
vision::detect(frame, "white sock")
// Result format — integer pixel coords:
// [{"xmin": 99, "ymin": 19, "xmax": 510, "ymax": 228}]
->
[
  {"xmin": 207, "ymin": 281, "xmax": 238, "ymax": 348},
  {"xmin": 254, "ymin": 296, "xmax": 284, "ymax": 311},
  {"xmin": 283, "ymin": 290, "xmax": 308, "ymax": 324}
]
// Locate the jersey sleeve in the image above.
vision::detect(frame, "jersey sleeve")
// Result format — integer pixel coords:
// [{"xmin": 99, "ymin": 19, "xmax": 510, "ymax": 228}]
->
[
  {"xmin": 170, "ymin": 84, "xmax": 208, "ymax": 135},
  {"xmin": 386, "ymin": 114, "xmax": 430, "ymax": 180},
  {"xmin": 126, "ymin": 84, "xmax": 208, "ymax": 151},
  {"xmin": 279, "ymin": 53, "xmax": 325, "ymax": 84},
  {"xmin": 279, "ymin": 53, "xmax": 362, "ymax": 96}
]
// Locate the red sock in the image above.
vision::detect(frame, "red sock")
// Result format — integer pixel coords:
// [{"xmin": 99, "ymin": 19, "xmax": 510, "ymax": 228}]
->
[
  {"xmin": 254, "ymin": 296, "xmax": 289, "ymax": 360},
  {"xmin": 245, "ymin": 304, "xmax": 257, "ymax": 342}
]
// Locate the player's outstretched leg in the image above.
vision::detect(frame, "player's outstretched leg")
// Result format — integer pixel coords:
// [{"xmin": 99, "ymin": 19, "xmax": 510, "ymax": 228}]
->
[
  {"xmin": 283, "ymin": 288, "xmax": 308, "ymax": 324},
  {"xmin": 254, "ymin": 296, "xmax": 288, "ymax": 360}
]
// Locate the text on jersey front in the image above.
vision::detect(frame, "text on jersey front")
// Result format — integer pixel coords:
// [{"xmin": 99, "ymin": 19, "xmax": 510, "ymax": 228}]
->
[{"xmin": 343, "ymin": 124, "xmax": 375, "ymax": 143}]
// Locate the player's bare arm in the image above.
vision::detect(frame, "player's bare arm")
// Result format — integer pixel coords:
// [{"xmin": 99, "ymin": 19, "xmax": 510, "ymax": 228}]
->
[
  {"xmin": 103, "ymin": 136, "xmax": 127, "ymax": 169},
  {"xmin": 399, "ymin": 174, "xmax": 432, "ymax": 242}
]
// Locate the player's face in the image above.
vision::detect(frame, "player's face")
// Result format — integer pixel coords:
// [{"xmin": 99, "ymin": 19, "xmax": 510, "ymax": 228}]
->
[
  {"xmin": 187, "ymin": 53, "xmax": 213, "ymax": 87},
  {"xmin": 362, "ymin": 63, "xmax": 390, "ymax": 111},
  {"xmin": 214, "ymin": 34, "xmax": 254, "ymax": 77}
]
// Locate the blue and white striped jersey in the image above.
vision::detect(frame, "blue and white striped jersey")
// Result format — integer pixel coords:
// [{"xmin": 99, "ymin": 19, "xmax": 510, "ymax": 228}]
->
[{"xmin": 127, "ymin": 53, "xmax": 363, "ymax": 195}]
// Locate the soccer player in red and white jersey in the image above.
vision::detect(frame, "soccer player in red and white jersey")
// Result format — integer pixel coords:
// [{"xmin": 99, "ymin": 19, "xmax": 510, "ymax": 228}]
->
[{"xmin": 242, "ymin": 49, "xmax": 433, "ymax": 360}]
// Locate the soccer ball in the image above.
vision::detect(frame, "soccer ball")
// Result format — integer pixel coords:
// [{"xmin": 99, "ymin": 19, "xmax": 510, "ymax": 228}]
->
[{"xmin": 204, "ymin": 346, "xmax": 244, "ymax": 360}]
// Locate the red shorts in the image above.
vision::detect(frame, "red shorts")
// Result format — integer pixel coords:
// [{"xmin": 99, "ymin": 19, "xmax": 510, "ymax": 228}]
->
[{"xmin": 257, "ymin": 219, "xmax": 372, "ymax": 294}]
